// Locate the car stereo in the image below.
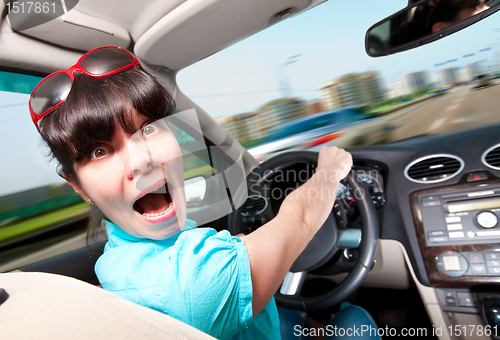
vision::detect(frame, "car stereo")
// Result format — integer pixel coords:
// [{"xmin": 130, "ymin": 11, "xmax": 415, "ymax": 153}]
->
[
  {"xmin": 418, "ymin": 184, "xmax": 500, "ymax": 247},
  {"xmin": 413, "ymin": 176, "xmax": 500, "ymax": 279}
]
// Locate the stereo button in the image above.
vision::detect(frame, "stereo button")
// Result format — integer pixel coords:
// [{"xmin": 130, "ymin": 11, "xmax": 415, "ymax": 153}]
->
[
  {"xmin": 487, "ymin": 267, "xmax": 500, "ymax": 275},
  {"xmin": 428, "ymin": 231, "xmax": 447, "ymax": 237},
  {"xmin": 429, "ymin": 236, "xmax": 449, "ymax": 243},
  {"xmin": 471, "ymin": 265, "xmax": 487, "ymax": 275},
  {"xmin": 485, "ymin": 253, "xmax": 500, "ymax": 260},
  {"xmin": 477, "ymin": 230, "xmax": 500, "ymax": 237},
  {"xmin": 469, "ymin": 254, "xmax": 484, "ymax": 264},
  {"xmin": 457, "ymin": 292, "xmax": 479, "ymax": 307},
  {"xmin": 445, "ymin": 297, "xmax": 456, "ymax": 305},
  {"xmin": 477, "ymin": 211, "xmax": 498, "ymax": 229},
  {"xmin": 446, "ymin": 216, "xmax": 461, "ymax": 223},
  {"xmin": 449, "ymin": 231, "xmax": 465, "ymax": 238},
  {"xmin": 447, "ymin": 224, "xmax": 463, "ymax": 230}
]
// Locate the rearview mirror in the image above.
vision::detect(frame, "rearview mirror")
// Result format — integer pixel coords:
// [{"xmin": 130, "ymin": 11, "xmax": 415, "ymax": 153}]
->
[{"xmin": 366, "ymin": 0, "xmax": 500, "ymax": 57}]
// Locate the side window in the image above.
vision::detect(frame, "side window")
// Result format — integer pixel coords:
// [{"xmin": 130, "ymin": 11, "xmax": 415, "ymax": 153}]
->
[
  {"xmin": 169, "ymin": 115, "xmax": 246, "ymax": 226},
  {"xmin": 0, "ymin": 71, "xmax": 86, "ymax": 270},
  {"xmin": 174, "ymin": 125, "xmax": 213, "ymax": 207},
  {"xmin": 172, "ymin": 125, "xmax": 215, "ymax": 178}
]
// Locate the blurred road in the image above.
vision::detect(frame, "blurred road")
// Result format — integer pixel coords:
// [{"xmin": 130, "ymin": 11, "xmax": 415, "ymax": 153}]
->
[{"xmin": 383, "ymin": 80, "xmax": 500, "ymax": 143}]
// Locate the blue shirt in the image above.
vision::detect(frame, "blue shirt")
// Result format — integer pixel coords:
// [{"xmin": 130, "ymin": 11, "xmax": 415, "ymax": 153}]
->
[{"xmin": 95, "ymin": 220, "xmax": 280, "ymax": 340}]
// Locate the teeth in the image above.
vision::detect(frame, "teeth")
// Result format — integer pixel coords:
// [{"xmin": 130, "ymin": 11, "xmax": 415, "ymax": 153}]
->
[
  {"xmin": 152, "ymin": 184, "xmax": 165, "ymax": 193},
  {"xmin": 142, "ymin": 203, "xmax": 172, "ymax": 218}
]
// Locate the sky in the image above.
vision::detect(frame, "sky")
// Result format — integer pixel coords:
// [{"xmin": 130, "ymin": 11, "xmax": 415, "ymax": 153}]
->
[
  {"xmin": 177, "ymin": 0, "xmax": 500, "ymax": 118},
  {"xmin": 1, "ymin": 0, "xmax": 500, "ymax": 196}
]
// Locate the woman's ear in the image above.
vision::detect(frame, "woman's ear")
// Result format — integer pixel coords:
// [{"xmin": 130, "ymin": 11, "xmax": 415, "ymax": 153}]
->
[{"xmin": 63, "ymin": 173, "xmax": 91, "ymax": 202}]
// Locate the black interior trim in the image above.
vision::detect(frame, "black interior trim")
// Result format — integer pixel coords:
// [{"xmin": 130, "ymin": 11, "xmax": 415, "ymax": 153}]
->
[
  {"xmin": 19, "ymin": 241, "xmax": 106, "ymax": 285},
  {"xmin": 0, "ymin": 288, "xmax": 9, "ymax": 306}
]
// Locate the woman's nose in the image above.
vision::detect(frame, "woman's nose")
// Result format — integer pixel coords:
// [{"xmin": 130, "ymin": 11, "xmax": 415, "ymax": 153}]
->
[{"xmin": 126, "ymin": 133, "xmax": 153, "ymax": 178}]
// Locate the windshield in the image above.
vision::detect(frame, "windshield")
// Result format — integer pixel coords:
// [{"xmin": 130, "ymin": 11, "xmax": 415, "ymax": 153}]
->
[
  {"xmin": 0, "ymin": 0, "xmax": 499, "ymax": 268},
  {"xmin": 178, "ymin": 0, "xmax": 500, "ymax": 155}
]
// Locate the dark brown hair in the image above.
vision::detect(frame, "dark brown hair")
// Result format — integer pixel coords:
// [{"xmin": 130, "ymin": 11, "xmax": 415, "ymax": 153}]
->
[
  {"xmin": 38, "ymin": 66, "xmax": 176, "ymax": 243},
  {"xmin": 39, "ymin": 66, "xmax": 175, "ymax": 181}
]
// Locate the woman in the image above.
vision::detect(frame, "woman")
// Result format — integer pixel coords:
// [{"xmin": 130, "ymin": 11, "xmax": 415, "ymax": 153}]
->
[{"xmin": 29, "ymin": 46, "xmax": 377, "ymax": 339}]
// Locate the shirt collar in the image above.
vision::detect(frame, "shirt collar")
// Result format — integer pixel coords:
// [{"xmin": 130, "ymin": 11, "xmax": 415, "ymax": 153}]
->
[{"xmin": 105, "ymin": 218, "xmax": 198, "ymax": 247}]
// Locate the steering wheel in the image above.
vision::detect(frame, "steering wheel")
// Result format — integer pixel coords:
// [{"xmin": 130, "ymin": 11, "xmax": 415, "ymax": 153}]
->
[{"xmin": 228, "ymin": 151, "xmax": 379, "ymax": 312}]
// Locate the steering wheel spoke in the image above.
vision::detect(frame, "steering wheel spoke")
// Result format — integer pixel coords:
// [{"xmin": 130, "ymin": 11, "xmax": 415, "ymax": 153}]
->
[
  {"xmin": 279, "ymin": 271, "xmax": 306, "ymax": 296},
  {"xmin": 336, "ymin": 229, "xmax": 362, "ymax": 249}
]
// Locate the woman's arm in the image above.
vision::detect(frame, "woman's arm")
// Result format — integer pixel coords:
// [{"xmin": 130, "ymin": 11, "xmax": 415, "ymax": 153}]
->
[{"xmin": 241, "ymin": 146, "xmax": 352, "ymax": 316}]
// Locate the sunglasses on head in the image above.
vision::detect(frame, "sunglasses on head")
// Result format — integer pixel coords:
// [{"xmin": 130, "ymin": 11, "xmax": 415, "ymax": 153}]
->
[{"xmin": 29, "ymin": 46, "xmax": 142, "ymax": 129}]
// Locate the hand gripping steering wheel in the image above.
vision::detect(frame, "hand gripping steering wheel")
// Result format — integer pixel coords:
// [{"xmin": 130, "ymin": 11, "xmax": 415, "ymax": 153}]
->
[{"xmin": 228, "ymin": 151, "xmax": 379, "ymax": 312}]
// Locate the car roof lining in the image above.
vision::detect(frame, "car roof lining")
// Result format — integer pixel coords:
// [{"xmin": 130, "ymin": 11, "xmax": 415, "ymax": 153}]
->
[
  {"xmin": 134, "ymin": 0, "xmax": 315, "ymax": 70},
  {"xmin": 72, "ymin": 0, "xmax": 188, "ymax": 43},
  {"xmin": 0, "ymin": 0, "xmax": 326, "ymax": 74},
  {"xmin": 0, "ymin": 14, "xmax": 83, "ymax": 75}
]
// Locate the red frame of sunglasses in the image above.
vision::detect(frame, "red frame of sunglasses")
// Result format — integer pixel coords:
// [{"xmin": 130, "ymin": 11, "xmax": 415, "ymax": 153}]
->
[{"xmin": 29, "ymin": 46, "xmax": 141, "ymax": 128}]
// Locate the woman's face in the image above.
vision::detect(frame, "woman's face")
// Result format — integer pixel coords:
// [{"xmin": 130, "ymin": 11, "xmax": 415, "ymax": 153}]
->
[{"xmin": 69, "ymin": 112, "xmax": 187, "ymax": 240}]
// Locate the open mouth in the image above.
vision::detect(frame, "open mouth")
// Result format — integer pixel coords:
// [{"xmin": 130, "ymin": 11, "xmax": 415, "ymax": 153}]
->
[{"xmin": 133, "ymin": 183, "xmax": 173, "ymax": 218}]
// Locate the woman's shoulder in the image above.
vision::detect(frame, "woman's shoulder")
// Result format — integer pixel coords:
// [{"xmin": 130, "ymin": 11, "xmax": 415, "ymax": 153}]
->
[
  {"xmin": 96, "ymin": 226, "xmax": 248, "ymax": 288},
  {"xmin": 180, "ymin": 227, "xmax": 236, "ymax": 242},
  {"xmin": 101, "ymin": 226, "xmax": 241, "ymax": 258},
  {"xmin": 175, "ymin": 227, "xmax": 244, "ymax": 254}
]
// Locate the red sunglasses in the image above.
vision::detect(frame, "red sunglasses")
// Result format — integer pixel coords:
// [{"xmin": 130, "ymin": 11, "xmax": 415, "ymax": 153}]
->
[{"xmin": 29, "ymin": 46, "xmax": 141, "ymax": 129}]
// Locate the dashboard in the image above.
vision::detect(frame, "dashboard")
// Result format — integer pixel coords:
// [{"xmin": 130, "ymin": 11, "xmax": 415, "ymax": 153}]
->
[
  {"xmin": 349, "ymin": 121, "xmax": 500, "ymax": 316},
  {"xmin": 236, "ymin": 120, "xmax": 500, "ymax": 317},
  {"xmin": 348, "ymin": 122, "xmax": 500, "ymax": 282}
]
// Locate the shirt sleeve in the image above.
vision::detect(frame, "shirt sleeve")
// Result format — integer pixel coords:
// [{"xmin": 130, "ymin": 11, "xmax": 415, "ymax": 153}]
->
[
  {"xmin": 95, "ymin": 228, "xmax": 253, "ymax": 340},
  {"xmin": 162, "ymin": 229, "xmax": 253, "ymax": 339}
]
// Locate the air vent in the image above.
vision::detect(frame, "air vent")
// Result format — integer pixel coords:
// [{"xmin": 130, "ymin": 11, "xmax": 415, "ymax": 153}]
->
[
  {"xmin": 482, "ymin": 143, "xmax": 500, "ymax": 170},
  {"xmin": 241, "ymin": 195, "xmax": 267, "ymax": 216},
  {"xmin": 404, "ymin": 154, "xmax": 464, "ymax": 184}
]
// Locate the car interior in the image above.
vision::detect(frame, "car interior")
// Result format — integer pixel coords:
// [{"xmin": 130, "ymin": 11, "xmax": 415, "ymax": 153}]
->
[{"xmin": 1, "ymin": 0, "xmax": 500, "ymax": 339}]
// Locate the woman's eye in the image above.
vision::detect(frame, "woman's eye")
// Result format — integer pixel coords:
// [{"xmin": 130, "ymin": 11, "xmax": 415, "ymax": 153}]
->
[
  {"xmin": 142, "ymin": 123, "xmax": 158, "ymax": 137},
  {"xmin": 90, "ymin": 146, "xmax": 109, "ymax": 159}
]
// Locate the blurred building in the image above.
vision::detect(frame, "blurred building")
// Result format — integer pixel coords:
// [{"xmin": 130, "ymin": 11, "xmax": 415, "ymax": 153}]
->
[
  {"xmin": 306, "ymin": 100, "xmax": 324, "ymax": 116},
  {"xmin": 387, "ymin": 81, "xmax": 407, "ymax": 99},
  {"xmin": 215, "ymin": 112, "xmax": 258, "ymax": 143},
  {"xmin": 359, "ymin": 71, "xmax": 385, "ymax": 105},
  {"xmin": 466, "ymin": 62, "xmax": 483, "ymax": 80},
  {"xmin": 428, "ymin": 73, "xmax": 442, "ymax": 87},
  {"xmin": 402, "ymin": 71, "xmax": 429, "ymax": 93},
  {"xmin": 215, "ymin": 98, "xmax": 308, "ymax": 142},
  {"xmin": 319, "ymin": 71, "xmax": 385, "ymax": 111},
  {"xmin": 388, "ymin": 70, "xmax": 431, "ymax": 98},
  {"xmin": 253, "ymin": 98, "xmax": 307, "ymax": 138},
  {"xmin": 440, "ymin": 67, "xmax": 458, "ymax": 85},
  {"xmin": 455, "ymin": 67, "xmax": 470, "ymax": 84}
]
